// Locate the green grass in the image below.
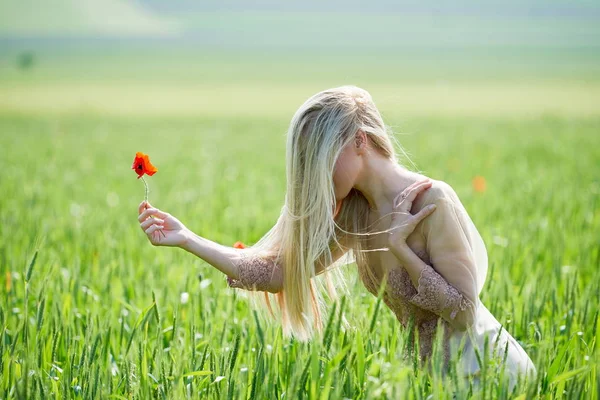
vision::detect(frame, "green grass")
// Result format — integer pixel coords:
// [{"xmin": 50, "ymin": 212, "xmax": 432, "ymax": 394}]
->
[{"xmin": 0, "ymin": 51, "xmax": 599, "ymax": 398}]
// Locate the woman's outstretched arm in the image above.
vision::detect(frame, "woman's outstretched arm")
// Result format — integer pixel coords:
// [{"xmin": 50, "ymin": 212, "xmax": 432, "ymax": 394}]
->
[
  {"xmin": 137, "ymin": 200, "xmax": 242, "ymax": 280},
  {"xmin": 223, "ymin": 238, "xmax": 351, "ymax": 293},
  {"xmin": 180, "ymin": 231, "xmax": 283, "ymax": 293},
  {"xmin": 179, "ymin": 230, "xmax": 261, "ymax": 287},
  {"xmin": 137, "ymin": 201, "xmax": 350, "ymax": 294}
]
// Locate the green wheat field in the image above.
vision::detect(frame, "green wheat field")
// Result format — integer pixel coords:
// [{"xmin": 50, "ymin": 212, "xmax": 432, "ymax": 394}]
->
[{"xmin": 0, "ymin": 46, "xmax": 599, "ymax": 399}]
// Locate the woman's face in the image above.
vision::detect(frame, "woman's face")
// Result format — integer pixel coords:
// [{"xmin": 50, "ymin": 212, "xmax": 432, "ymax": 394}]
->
[{"xmin": 332, "ymin": 139, "xmax": 362, "ymax": 201}]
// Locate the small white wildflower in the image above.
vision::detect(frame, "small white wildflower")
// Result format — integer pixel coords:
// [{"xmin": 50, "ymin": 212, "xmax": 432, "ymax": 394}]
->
[
  {"xmin": 199, "ymin": 279, "xmax": 212, "ymax": 290},
  {"xmin": 492, "ymin": 236, "xmax": 508, "ymax": 247},
  {"xmin": 180, "ymin": 292, "xmax": 189, "ymax": 304}
]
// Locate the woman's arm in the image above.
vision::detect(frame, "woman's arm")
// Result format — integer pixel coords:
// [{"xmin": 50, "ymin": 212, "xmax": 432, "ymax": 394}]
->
[
  {"xmin": 389, "ymin": 196, "xmax": 479, "ymax": 332},
  {"xmin": 389, "ymin": 244, "xmax": 476, "ymax": 331},
  {"xmin": 179, "ymin": 231, "xmax": 281, "ymax": 293},
  {"xmin": 179, "ymin": 231, "xmax": 246, "ymax": 284},
  {"xmin": 182, "ymin": 232, "xmax": 350, "ymax": 294},
  {"xmin": 137, "ymin": 201, "xmax": 350, "ymax": 294},
  {"xmin": 222, "ymin": 237, "xmax": 351, "ymax": 293},
  {"xmin": 137, "ymin": 201, "xmax": 246, "ymax": 284}
]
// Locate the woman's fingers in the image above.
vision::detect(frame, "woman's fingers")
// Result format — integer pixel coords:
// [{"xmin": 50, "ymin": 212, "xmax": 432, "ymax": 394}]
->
[
  {"xmin": 138, "ymin": 201, "xmax": 148, "ymax": 215},
  {"xmin": 140, "ymin": 217, "xmax": 164, "ymax": 230},
  {"xmin": 394, "ymin": 180, "xmax": 424, "ymax": 203},
  {"xmin": 138, "ymin": 207, "xmax": 168, "ymax": 222},
  {"xmin": 394, "ymin": 179, "xmax": 432, "ymax": 210},
  {"xmin": 145, "ymin": 224, "xmax": 164, "ymax": 236},
  {"xmin": 394, "ymin": 179, "xmax": 431, "ymax": 206},
  {"xmin": 406, "ymin": 179, "xmax": 432, "ymax": 198},
  {"xmin": 413, "ymin": 204, "xmax": 437, "ymax": 222}
]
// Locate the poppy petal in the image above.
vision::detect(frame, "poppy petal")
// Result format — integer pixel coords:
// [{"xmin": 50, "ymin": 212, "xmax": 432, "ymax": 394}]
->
[{"xmin": 132, "ymin": 152, "xmax": 158, "ymax": 178}]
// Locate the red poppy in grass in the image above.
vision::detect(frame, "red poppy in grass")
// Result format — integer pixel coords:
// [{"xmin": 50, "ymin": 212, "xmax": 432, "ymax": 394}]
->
[
  {"xmin": 233, "ymin": 241, "xmax": 247, "ymax": 249},
  {"xmin": 472, "ymin": 175, "xmax": 487, "ymax": 193},
  {"xmin": 132, "ymin": 152, "xmax": 158, "ymax": 179}
]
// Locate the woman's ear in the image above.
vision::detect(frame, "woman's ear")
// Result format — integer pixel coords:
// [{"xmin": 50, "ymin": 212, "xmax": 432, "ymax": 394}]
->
[{"xmin": 355, "ymin": 130, "xmax": 368, "ymax": 153}]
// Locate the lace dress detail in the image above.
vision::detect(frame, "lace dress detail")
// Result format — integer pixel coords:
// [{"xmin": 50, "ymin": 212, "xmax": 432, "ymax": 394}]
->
[
  {"xmin": 409, "ymin": 264, "xmax": 477, "ymax": 320},
  {"xmin": 226, "ymin": 254, "xmax": 282, "ymax": 293},
  {"xmin": 359, "ymin": 263, "xmax": 455, "ymax": 369}
]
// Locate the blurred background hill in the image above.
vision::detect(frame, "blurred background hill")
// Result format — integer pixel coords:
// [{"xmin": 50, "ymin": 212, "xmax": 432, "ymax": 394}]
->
[
  {"xmin": 2, "ymin": 1, "xmax": 599, "ymax": 48},
  {"xmin": 0, "ymin": 1, "xmax": 598, "ymax": 118}
]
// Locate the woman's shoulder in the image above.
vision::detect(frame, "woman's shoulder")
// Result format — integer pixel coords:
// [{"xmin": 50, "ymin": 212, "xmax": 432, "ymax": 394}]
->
[
  {"xmin": 416, "ymin": 178, "xmax": 474, "ymax": 230},
  {"xmin": 412, "ymin": 175, "xmax": 457, "ymax": 208}
]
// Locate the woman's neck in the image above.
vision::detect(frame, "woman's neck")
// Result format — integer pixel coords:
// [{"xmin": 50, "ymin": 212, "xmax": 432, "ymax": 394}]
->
[{"xmin": 353, "ymin": 153, "xmax": 419, "ymax": 213}]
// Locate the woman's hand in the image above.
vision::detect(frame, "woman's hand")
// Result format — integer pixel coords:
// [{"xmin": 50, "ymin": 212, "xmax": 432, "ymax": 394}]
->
[
  {"xmin": 388, "ymin": 178, "xmax": 437, "ymax": 250},
  {"xmin": 138, "ymin": 201, "xmax": 191, "ymax": 247}
]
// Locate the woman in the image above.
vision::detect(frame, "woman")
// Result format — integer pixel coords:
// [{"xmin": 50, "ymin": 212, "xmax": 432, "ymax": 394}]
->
[{"xmin": 137, "ymin": 85, "xmax": 536, "ymax": 392}]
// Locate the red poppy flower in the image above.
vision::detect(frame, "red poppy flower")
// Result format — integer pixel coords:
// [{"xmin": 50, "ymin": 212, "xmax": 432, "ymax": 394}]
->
[
  {"xmin": 472, "ymin": 175, "xmax": 487, "ymax": 193},
  {"xmin": 132, "ymin": 152, "xmax": 158, "ymax": 179},
  {"xmin": 233, "ymin": 241, "xmax": 247, "ymax": 249}
]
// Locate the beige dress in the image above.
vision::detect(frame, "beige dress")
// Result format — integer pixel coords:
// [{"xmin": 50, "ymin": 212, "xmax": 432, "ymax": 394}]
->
[
  {"xmin": 358, "ymin": 181, "xmax": 537, "ymax": 392},
  {"xmin": 227, "ymin": 180, "xmax": 537, "ymax": 392}
]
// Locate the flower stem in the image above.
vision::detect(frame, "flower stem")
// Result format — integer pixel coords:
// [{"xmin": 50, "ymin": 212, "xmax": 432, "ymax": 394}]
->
[
  {"xmin": 141, "ymin": 176, "xmax": 149, "ymax": 203},
  {"xmin": 140, "ymin": 175, "xmax": 165, "ymax": 238}
]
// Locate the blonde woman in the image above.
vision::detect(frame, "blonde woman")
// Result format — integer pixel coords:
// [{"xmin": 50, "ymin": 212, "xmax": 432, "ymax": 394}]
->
[{"xmin": 137, "ymin": 85, "xmax": 536, "ymax": 392}]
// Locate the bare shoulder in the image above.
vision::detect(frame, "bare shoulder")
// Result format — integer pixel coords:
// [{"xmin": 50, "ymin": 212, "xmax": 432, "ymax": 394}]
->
[
  {"xmin": 421, "ymin": 179, "xmax": 473, "ymax": 225},
  {"xmin": 412, "ymin": 176, "xmax": 456, "ymax": 209},
  {"xmin": 429, "ymin": 179, "xmax": 458, "ymax": 201}
]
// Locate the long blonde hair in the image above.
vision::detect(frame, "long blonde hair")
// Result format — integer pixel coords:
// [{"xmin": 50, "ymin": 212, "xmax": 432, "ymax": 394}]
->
[{"xmin": 238, "ymin": 85, "xmax": 413, "ymax": 341}]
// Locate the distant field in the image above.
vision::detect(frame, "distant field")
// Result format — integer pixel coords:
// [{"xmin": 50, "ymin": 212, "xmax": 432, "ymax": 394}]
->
[
  {"xmin": 0, "ymin": 49, "xmax": 599, "ymax": 119},
  {"xmin": 0, "ymin": 49, "xmax": 598, "ymax": 398}
]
